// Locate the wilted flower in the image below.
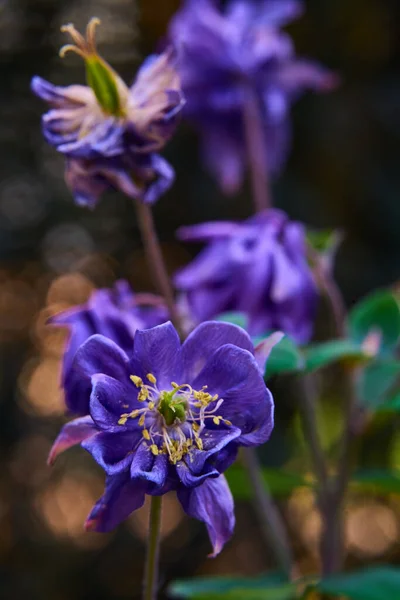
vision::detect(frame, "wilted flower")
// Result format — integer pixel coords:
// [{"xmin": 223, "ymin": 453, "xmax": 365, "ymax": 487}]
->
[
  {"xmin": 51, "ymin": 280, "xmax": 168, "ymax": 414},
  {"xmin": 32, "ymin": 18, "xmax": 184, "ymax": 206},
  {"xmin": 174, "ymin": 209, "xmax": 318, "ymax": 342},
  {"xmin": 49, "ymin": 321, "xmax": 274, "ymax": 556},
  {"xmin": 169, "ymin": 0, "xmax": 337, "ymax": 193}
]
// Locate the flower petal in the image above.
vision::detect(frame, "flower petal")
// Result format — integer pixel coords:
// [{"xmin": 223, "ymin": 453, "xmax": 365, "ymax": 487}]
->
[
  {"xmin": 176, "ymin": 461, "xmax": 219, "ymax": 487},
  {"xmin": 130, "ymin": 322, "xmax": 182, "ymax": 388},
  {"xmin": 130, "ymin": 442, "xmax": 169, "ymax": 491},
  {"xmin": 85, "ymin": 474, "xmax": 146, "ymax": 532},
  {"xmin": 201, "ymin": 127, "xmax": 244, "ymax": 195},
  {"xmin": 48, "ymin": 416, "xmax": 97, "ymax": 466},
  {"xmin": 192, "ymin": 345, "xmax": 274, "ymax": 446},
  {"xmin": 177, "ymin": 475, "xmax": 235, "ymax": 557},
  {"xmin": 181, "ymin": 321, "xmax": 254, "ymax": 381},
  {"xmin": 82, "ymin": 431, "xmax": 137, "ymax": 475},
  {"xmin": 66, "ymin": 334, "xmax": 130, "ymax": 415},
  {"xmin": 90, "ymin": 373, "xmax": 139, "ymax": 432},
  {"xmin": 50, "ymin": 307, "xmax": 95, "ymax": 388},
  {"xmin": 176, "ymin": 221, "xmax": 238, "ymax": 243},
  {"xmin": 188, "ymin": 426, "xmax": 241, "ymax": 475},
  {"xmin": 254, "ymin": 331, "xmax": 285, "ymax": 374}
]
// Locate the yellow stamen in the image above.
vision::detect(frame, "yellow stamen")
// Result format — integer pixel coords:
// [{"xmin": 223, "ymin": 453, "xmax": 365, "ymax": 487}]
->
[
  {"xmin": 213, "ymin": 416, "xmax": 221, "ymax": 425},
  {"xmin": 138, "ymin": 387, "xmax": 149, "ymax": 402},
  {"xmin": 150, "ymin": 444, "xmax": 159, "ymax": 456},
  {"xmin": 130, "ymin": 375, "xmax": 143, "ymax": 387},
  {"xmin": 146, "ymin": 373, "xmax": 157, "ymax": 384},
  {"xmin": 138, "ymin": 414, "xmax": 146, "ymax": 427},
  {"xmin": 142, "ymin": 429, "xmax": 151, "ymax": 441}
]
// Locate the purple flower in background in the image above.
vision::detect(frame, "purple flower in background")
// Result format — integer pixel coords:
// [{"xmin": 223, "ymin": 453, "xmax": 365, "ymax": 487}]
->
[
  {"xmin": 64, "ymin": 153, "xmax": 174, "ymax": 208},
  {"xmin": 51, "ymin": 280, "xmax": 168, "ymax": 415},
  {"xmin": 32, "ymin": 18, "xmax": 184, "ymax": 206},
  {"xmin": 174, "ymin": 209, "xmax": 318, "ymax": 342},
  {"xmin": 49, "ymin": 321, "xmax": 274, "ymax": 556},
  {"xmin": 169, "ymin": 0, "xmax": 337, "ymax": 193}
]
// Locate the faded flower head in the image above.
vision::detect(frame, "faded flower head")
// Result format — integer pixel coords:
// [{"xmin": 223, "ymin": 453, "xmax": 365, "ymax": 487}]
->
[
  {"xmin": 175, "ymin": 209, "xmax": 318, "ymax": 343},
  {"xmin": 51, "ymin": 280, "xmax": 168, "ymax": 414},
  {"xmin": 32, "ymin": 18, "xmax": 184, "ymax": 206},
  {"xmin": 49, "ymin": 321, "xmax": 274, "ymax": 556},
  {"xmin": 169, "ymin": 0, "xmax": 337, "ymax": 193}
]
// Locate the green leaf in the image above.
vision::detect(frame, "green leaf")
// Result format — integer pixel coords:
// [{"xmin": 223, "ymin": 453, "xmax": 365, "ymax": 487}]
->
[
  {"xmin": 351, "ymin": 469, "xmax": 400, "ymax": 494},
  {"xmin": 349, "ymin": 290, "xmax": 400, "ymax": 353},
  {"xmin": 263, "ymin": 335, "xmax": 304, "ymax": 377},
  {"xmin": 226, "ymin": 466, "xmax": 309, "ymax": 499},
  {"xmin": 304, "ymin": 339, "xmax": 367, "ymax": 372},
  {"xmin": 169, "ymin": 574, "xmax": 297, "ymax": 600},
  {"xmin": 307, "ymin": 228, "xmax": 341, "ymax": 255},
  {"xmin": 169, "ymin": 573, "xmax": 286, "ymax": 598},
  {"xmin": 317, "ymin": 566, "xmax": 400, "ymax": 599},
  {"xmin": 215, "ymin": 312, "xmax": 248, "ymax": 330},
  {"xmin": 377, "ymin": 390, "xmax": 400, "ymax": 413},
  {"xmin": 192, "ymin": 585, "xmax": 297, "ymax": 600},
  {"xmin": 357, "ymin": 361, "xmax": 400, "ymax": 410}
]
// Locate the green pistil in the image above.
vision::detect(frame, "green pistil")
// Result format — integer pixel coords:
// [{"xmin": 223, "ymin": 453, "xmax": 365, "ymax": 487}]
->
[
  {"xmin": 84, "ymin": 54, "xmax": 125, "ymax": 117},
  {"xmin": 158, "ymin": 391, "xmax": 187, "ymax": 426}
]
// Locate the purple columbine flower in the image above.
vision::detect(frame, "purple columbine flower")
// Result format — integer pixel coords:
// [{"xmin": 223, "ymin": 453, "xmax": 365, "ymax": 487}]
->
[
  {"xmin": 49, "ymin": 321, "xmax": 274, "ymax": 556},
  {"xmin": 32, "ymin": 18, "xmax": 184, "ymax": 206},
  {"xmin": 51, "ymin": 280, "xmax": 168, "ymax": 415},
  {"xmin": 169, "ymin": 0, "xmax": 337, "ymax": 194},
  {"xmin": 174, "ymin": 209, "xmax": 318, "ymax": 343}
]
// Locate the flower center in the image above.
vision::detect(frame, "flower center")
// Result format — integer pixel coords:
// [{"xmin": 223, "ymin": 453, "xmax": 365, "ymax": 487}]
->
[{"xmin": 118, "ymin": 373, "xmax": 231, "ymax": 464}]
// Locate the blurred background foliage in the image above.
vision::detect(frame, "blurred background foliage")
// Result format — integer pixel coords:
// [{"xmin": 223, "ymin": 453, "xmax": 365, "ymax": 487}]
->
[{"xmin": 0, "ymin": 0, "xmax": 399, "ymax": 598}]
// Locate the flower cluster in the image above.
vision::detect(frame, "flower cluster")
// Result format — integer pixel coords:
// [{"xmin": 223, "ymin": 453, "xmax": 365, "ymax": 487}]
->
[
  {"xmin": 33, "ymin": 2, "xmax": 334, "ymax": 561},
  {"xmin": 32, "ymin": 18, "xmax": 184, "ymax": 207},
  {"xmin": 170, "ymin": 0, "xmax": 337, "ymax": 193},
  {"xmin": 175, "ymin": 209, "xmax": 317, "ymax": 342},
  {"xmin": 50, "ymin": 321, "xmax": 274, "ymax": 556}
]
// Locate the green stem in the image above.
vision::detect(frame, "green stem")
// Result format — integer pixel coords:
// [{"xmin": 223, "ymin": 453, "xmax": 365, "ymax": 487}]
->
[
  {"xmin": 143, "ymin": 496, "xmax": 163, "ymax": 600},
  {"xmin": 242, "ymin": 84, "xmax": 272, "ymax": 213},
  {"xmin": 298, "ymin": 374, "xmax": 328, "ymax": 490},
  {"xmin": 310, "ymin": 254, "xmax": 360, "ymax": 576},
  {"xmin": 135, "ymin": 200, "xmax": 185, "ymax": 339},
  {"xmin": 241, "ymin": 447, "xmax": 293, "ymax": 577}
]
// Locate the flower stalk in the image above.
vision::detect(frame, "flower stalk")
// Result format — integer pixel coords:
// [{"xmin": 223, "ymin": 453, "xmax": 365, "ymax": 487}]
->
[
  {"xmin": 298, "ymin": 374, "xmax": 328, "ymax": 490},
  {"xmin": 242, "ymin": 84, "xmax": 272, "ymax": 213},
  {"xmin": 311, "ymin": 256, "xmax": 360, "ymax": 575},
  {"xmin": 241, "ymin": 448, "xmax": 293, "ymax": 577},
  {"xmin": 143, "ymin": 496, "xmax": 163, "ymax": 600},
  {"xmin": 135, "ymin": 200, "xmax": 185, "ymax": 338}
]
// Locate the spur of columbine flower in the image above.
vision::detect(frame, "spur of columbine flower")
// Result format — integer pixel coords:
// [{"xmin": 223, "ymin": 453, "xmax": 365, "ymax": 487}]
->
[
  {"xmin": 169, "ymin": 0, "xmax": 337, "ymax": 193},
  {"xmin": 174, "ymin": 209, "xmax": 318, "ymax": 343},
  {"xmin": 51, "ymin": 280, "xmax": 168, "ymax": 415},
  {"xmin": 31, "ymin": 18, "xmax": 184, "ymax": 206},
  {"xmin": 49, "ymin": 321, "xmax": 274, "ymax": 556}
]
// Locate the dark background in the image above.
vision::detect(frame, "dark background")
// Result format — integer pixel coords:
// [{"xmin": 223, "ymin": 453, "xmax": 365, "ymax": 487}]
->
[{"xmin": 0, "ymin": 0, "xmax": 399, "ymax": 598}]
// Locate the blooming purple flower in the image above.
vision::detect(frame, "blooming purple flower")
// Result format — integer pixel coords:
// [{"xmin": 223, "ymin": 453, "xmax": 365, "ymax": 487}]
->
[
  {"xmin": 49, "ymin": 321, "xmax": 274, "ymax": 556},
  {"xmin": 51, "ymin": 280, "xmax": 168, "ymax": 415},
  {"xmin": 169, "ymin": 0, "xmax": 337, "ymax": 193},
  {"xmin": 174, "ymin": 209, "xmax": 318, "ymax": 343},
  {"xmin": 32, "ymin": 18, "xmax": 184, "ymax": 206}
]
